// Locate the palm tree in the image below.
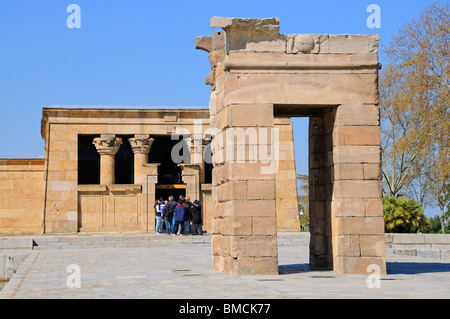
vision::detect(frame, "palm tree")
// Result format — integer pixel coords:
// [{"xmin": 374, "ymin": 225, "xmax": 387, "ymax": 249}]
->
[{"xmin": 384, "ymin": 196, "xmax": 429, "ymax": 233}]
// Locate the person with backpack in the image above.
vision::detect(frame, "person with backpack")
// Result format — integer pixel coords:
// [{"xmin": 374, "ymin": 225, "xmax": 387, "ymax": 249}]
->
[{"xmin": 191, "ymin": 199, "xmax": 203, "ymax": 236}]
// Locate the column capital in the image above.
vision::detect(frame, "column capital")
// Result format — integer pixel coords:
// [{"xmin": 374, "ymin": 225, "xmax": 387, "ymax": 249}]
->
[
  {"xmin": 191, "ymin": 136, "xmax": 212, "ymax": 153},
  {"xmin": 93, "ymin": 136, "xmax": 122, "ymax": 155},
  {"xmin": 128, "ymin": 137, "xmax": 155, "ymax": 155}
]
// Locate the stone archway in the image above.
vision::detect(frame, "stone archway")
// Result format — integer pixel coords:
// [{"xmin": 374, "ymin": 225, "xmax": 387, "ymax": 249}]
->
[{"xmin": 196, "ymin": 17, "xmax": 386, "ymax": 275}]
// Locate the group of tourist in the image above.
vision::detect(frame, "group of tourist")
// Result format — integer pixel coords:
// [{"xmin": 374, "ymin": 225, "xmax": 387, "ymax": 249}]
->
[{"xmin": 154, "ymin": 195, "xmax": 203, "ymax": 236}]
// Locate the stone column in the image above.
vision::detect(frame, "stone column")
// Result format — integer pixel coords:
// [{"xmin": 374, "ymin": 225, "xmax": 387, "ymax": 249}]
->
[
  {"xmin": 143, "ymin": 163, "xmax": 160, "ymax": 232},
  {"xmin": 191, "ymin": 137, "xmax": 212, "ymax": 183},
  {"xmin": 128, "ymin": 136, "xmax": 155, "ymax": 185},
  {"xmin": 93, "ymin": 135, "xmax": 122, "ymax": 185}
]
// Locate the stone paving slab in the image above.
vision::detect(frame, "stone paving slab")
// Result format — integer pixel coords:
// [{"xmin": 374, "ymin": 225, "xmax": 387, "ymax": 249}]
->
[{"xmin": 1, "ymin": 240, "xmax": 449, "ymax": 299}]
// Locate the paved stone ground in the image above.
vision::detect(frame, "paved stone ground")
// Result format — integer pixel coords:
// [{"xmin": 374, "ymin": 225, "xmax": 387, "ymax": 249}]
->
[{"xmin": 1, "ymin": 235, "xmax": 449, "ymax": 299}]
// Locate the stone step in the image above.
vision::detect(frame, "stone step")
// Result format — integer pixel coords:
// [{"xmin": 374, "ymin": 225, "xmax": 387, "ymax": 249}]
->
[
  {"xmin": 32, "ymin": 234, "xmax": 213, "ymax": 250},
  {"xmin": 30, "ymin": 232, "xmax": 310, "ymax": 250}
]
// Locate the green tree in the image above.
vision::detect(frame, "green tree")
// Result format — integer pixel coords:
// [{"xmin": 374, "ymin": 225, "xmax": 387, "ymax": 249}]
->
[
  {"xmin": 384, "ymin": 196, "xmax": 429, "ymax": 233},
  {"xmin": 421, "ymin": 215, "xmax": 443, "ymax": 233},
  {"xmin": 296, "ymin": 174, "xmax": 309, "ymax": 231},
  {"xmin": 380, "ymin": 1, "xmax": 450, "ymax": 204}
]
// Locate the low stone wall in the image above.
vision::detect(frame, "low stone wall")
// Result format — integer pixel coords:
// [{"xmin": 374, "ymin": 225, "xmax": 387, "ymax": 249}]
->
[
  {"xmin": 385, "ymin": 233, "xmax": 450, "ymax": 261},
  {"xmin": 0, "ymin": 159, "xmax": 45, "ymax": 236},
  {"xmin": 1, "ymin": 233, "xmax": 449, "ymax": 262}
]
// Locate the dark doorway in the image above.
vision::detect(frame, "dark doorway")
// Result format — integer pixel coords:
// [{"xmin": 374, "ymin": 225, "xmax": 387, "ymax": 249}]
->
[
  {"xmin": 204, "ymin": 140, "xmax": 213, "ymax": 184},
  {"xmin": 115, "ymin": 135, "xmax": 134, "ymax": 184},
  {"xmin": 78, "ymin": 135, "xmax": 100, "ymax": 185},
  {"xmin": 156, "ymin": 187, "xmax": 186, "ymax": 202},
  {"xmin": 148, "ymin": 135, "xmax": 190, "ymax": 184}
]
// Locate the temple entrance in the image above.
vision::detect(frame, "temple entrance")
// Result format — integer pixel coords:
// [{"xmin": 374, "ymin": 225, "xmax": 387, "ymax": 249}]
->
[{"xmin": 155, "ymin": 185, "xmax": 186, "ymax": 201}]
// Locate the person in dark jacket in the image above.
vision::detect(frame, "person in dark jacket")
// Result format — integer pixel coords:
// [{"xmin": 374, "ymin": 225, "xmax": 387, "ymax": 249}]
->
[
  {"xmin": 161, "ymin": 200, "xmax": 172, "ymax": 234},
  {"xmin": 173, "ymin": 200, "xmax": 185, "ymax": 235},
  {"xmin": 166, "ymin": 196, "xmax": 178, "ymax": 234},
  {"xmin": 191, "ymin": 199, "xmax": 203, "ymax": 235},
  {"xmin": 183, "ymin": 197, "xmax": 193, "ymax": 235}
]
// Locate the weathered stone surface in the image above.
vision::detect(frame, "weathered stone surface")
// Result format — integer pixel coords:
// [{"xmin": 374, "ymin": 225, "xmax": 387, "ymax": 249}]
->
[
  {"xmin": 335, "ymin": 104, "xmax": 380, "ymax": 126},
  {"xmin": 333, "ymin": 146, "xmax": 381, "ymax": 164},
  {"xmin": 333, "ymin": 217, "xmax": 385, "ymax": 235},
  {"xmin": 333, "ymin": 126, "xmax": 381, "ymax": 146},
  {"xmin": 334, "ymin": 163, "xmax": 364, "ymax": 180},
  {"xmin": 334, "ymin": 256, "xmax": 386, "ymax": 275},
  {"xmin": 360, "ymin": 235, "xmax": 386, "ymax": 257},
  {"xmin": 333, "ymin": 180, "xmax": 383, "ymax": 198},
  {"xmin": 0, "ymin": 159, "xmax": 45, "ymax": 236},
  {"xmin": 332, "ymin": 198, "xmax": 366, "ymax": 217}
]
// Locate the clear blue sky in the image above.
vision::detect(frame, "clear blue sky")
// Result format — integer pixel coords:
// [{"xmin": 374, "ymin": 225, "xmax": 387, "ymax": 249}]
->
[{"xmin": 0, "ymin": 0, "xmax": 441, "ymax": 215}]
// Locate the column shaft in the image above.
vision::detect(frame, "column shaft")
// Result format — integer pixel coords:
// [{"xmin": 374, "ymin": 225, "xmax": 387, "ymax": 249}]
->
[{"xmin": 93, "ymin": 136, "xmax": 123, "ymax": 185}]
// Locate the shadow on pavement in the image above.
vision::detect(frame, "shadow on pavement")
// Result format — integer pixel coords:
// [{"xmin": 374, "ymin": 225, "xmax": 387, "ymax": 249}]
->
[
  {"xmin": 387, "ymin": 262, "xmax": 450, "ymax": 275},
  {"xmin": 278, "ymin": 264, "xmax": 310, "ymax": 274}
]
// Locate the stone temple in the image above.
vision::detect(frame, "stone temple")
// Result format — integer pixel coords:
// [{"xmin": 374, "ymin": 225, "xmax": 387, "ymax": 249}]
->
[{"xmin": 0, "ymin": 17, "xmax": 386, "ymax": 275}]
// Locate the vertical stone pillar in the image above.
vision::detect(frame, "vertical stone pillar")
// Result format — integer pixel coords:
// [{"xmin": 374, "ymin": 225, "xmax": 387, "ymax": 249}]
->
[
  {"xmin": 178, "ymin": 164, "xmax": 201, "ymax": 201},
  {"xmin": 93, "ymin": 135, "xmax": 122, "ymax": 185},
  {"xmin": 197, "ymin": 17, "xmax": 279, "ymax": 275},
  {"xmin": 128, "ymin": 136, "xmax": 155, "ymax": 185},
  {"xmin": 191, "ymin": 137, "xmax": 211, "ymax": 183},
  {"xmin": 309, "ymin": 110, "xmax": 335, "ymax": 270},
  {"xmin": 143, "ymin": 163, "xmax": 160, "ymax": 232},
  {"xmin": 274, "ymin": 118, "xmax": 301, "ymax": 232},
  {"xmin": 212, "ymin": 104, "xmax": 278, "ymax": 275},
  {"xmin": 332, "ymin": 104, "xmax": 386, "ymax": 274},
  {"xmin": 129, "ymin": 136, "xmax": 156, "ymax": 232}
]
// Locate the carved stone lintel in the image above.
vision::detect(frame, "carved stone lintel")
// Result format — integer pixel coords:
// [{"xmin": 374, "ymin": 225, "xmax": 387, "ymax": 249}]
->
[
  {"xmin": 128, "ymin": 137, "xmax": 155, "ymax": 155},
  {"xmin": 93, "ymin": 136, "xmax": 122, "ymax": 155}
]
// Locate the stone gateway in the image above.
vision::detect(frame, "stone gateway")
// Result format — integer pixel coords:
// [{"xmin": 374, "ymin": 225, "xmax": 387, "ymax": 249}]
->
[{"xmin": 196, "ymin": 17, "xmax": 386, "ymax": 275}]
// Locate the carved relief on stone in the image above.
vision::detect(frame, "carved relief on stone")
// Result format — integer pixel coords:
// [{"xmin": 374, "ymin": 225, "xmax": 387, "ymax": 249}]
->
[
  {"xmin": 128, "ymin": 137, "xmax": 155, "ymax": 155},
  {"xmin": 310, "ymin": 117, "xmax": 324, "ymax": 135},
  {"xmin": 93, "ymin": 136, "xmax": 123, "ymax": 155},
  {"xmin": 286, "ymin": 34, "xmax": 328, "ymax": 54}
]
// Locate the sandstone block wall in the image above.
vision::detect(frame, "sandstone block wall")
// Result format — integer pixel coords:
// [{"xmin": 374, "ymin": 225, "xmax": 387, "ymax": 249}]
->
[{"xmin": 0, "ymin": 159, "xmax": 45, "ymax": 236}]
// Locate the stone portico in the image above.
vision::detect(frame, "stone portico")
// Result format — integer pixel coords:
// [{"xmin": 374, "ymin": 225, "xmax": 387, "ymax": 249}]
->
[{"xmin": 0, "ymin": 106, "xmax": 299, "ymax": 238}]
